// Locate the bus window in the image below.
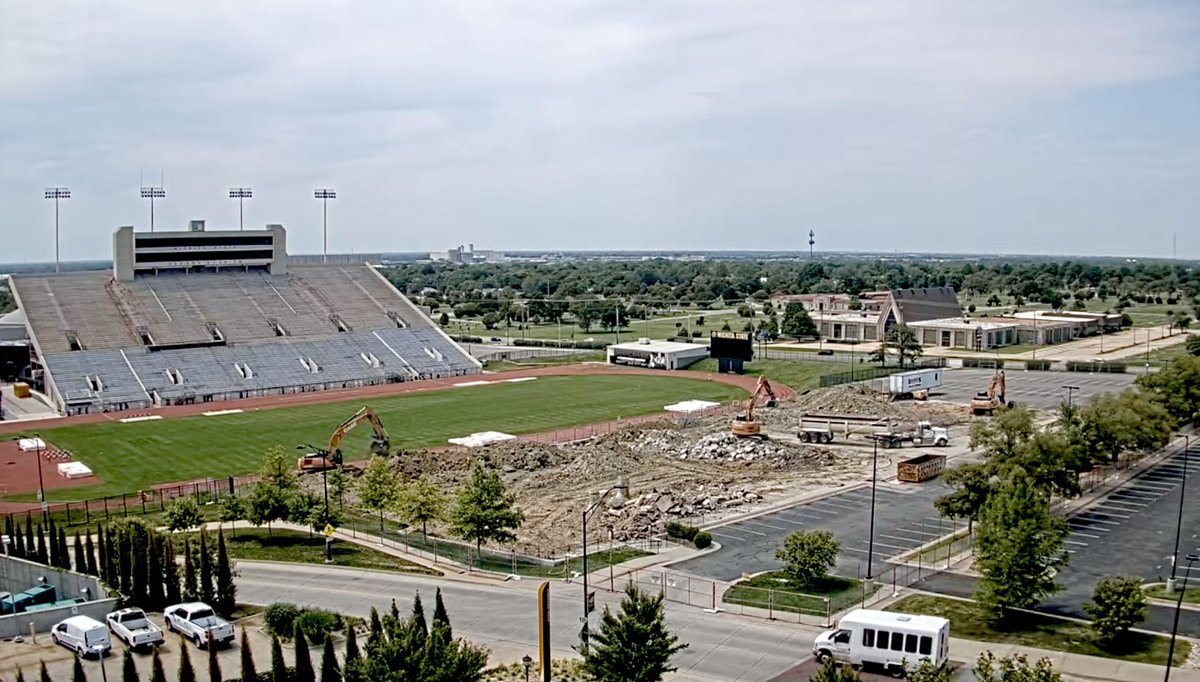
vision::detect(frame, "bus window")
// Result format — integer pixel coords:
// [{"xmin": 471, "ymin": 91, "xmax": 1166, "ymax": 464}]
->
[
  {"xmin": 862, "ymin": 629, "xmax": 875, "ymax": 647},
  {"xmin": 919, "ymin": 635, "xmax": 932, "ymax": 656}
]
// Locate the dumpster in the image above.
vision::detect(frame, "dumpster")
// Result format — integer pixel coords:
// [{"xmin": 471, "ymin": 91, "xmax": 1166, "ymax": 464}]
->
[{"xmin": 897, "ymin": 453, "xmax": 947, "ymax": 483}]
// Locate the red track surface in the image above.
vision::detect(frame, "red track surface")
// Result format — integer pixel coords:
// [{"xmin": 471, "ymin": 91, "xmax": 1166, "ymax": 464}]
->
[{"xmin": 0, "ymin": 364, "xmax": 789, "ymax": 511}]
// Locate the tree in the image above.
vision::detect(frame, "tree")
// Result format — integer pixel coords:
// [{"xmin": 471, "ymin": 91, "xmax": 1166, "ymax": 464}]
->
[
  {"xmin": 147, "ymin": 534, "xmax": 165, "ymax": 610},
  {"xmin": 780, "ymin": 302, "xmax": 818, "ymax": 339},
  {"xmin": 450, "ymin": 462, "xmax": 524, "ymax": 562},
  {"xmin": 240, "ymin": 629, "xmax": 257, "ymax": 682},
  {"xmin": 71, "ymin": 655, "xmax": 85, "ymax": 682},
  {"xmin": 972, "ymin": 651, "xmax": 1061, "ymax": 682},
  {"xmin": 183, "ymin": 538, "xmax": 199, "ymax": 602},
  {"xmin": 49, "ymin": 520, "xmax": 60, "ymax": 568},
  {"xmin": 178, "ymin": 640, "xmax": 196, "ymax": 682},
  {"xmin": 870, "ymin": 324, "xmax": 922, "ymax": 368},
  {"xmin": 36, "ymin": 524, "xmax": 47, "ymax": 565},
  {"xmin": 397, "ymin": 476, "xmax": 447, "ymax": 536},
  {"xmin": 321, "ymin": 633, "xmax": 340, "ymax": 682},
  {"xmin": 432, "ymin": 588, "xmax": 450, "ymax": 639},
  {"xmin": 581, "ymin": 584, "xmax": 688, "ymax": 682},
  {"xmin": 149, "ymin": 650, "xmax": 167, "ymax": 682},
  {"xmin": 84, "ymin": 531, "xmax": 97, "ymax": 576},
  {"xmin": 974, "ymin": 471, "xmax": 1069, "ymax": 622},
  {"xmin": 199, "ymin": 530, "xmax": 215, "ymax": 606},
  {"xmin": 248, "ymin": 446, "xmax": 301, "ymax": 534},
  {"xmin": 358, "ymin": 456, "xmax": 400, "ymax": 536},
  {"xmin": 58, "ymin": 527, "xmax": 69, "ymax": 570},
  {"xmin": 1186, "ymin": 334, "xmax": 1200, "ymax": 357},
  {"xmin": 164, "ymin": 497, "xmax": 205, "ymax": 532},
  {"xmin": 164, "ymin": 537, "xmax": 182, "ymax": 605},
  {"xmin": 294, "ymin": 621, "xmax": 316, "ymax": 682},
  {"xmin": 215, "ymin": 530, "xmax": 237, "ymax": 617},
  {"xmin": 218, "ymin": 496, "xmax": 246, "ymax": 535},
  {"xmin": 1137, "ymin": 355, "xmax": 1200, "ymax": 425},
  {"xmin": 1084, "ymin": 577, "xmax": 1146, "ymax": 643},
  {"xmin": 934, "ymin": 464, "xmax": 993, "ymax": 533},
  {"xmin": 1075, "ymin": 390, "xmax": 1173, "ymax": 465},
  {"xmin": 345, "ymin": 622, "xmax": 360, "ymax": 664},
  {"xmin": 271, "ymin": 634, "xmax": 288, "ymax": 682},
  {"xmin": 328, "ymin": 468, "xmax": 352, "ymax": 510},
  {"xmin": 775, "ymin": 530, "xmax": 840, "ymax": 589},
  {"xmin": 438, "ymin": 311, "xmax": 450, "ymax": 327},
  {"xmin": 40, "ymin": 661, "xmax": 52, "ymax": 682},
  {"xmin": 806, "ymin": 659, "xmax": 861, "ymax": 682},
  {"xmin": 121, "ymin": 648, "xmax": 139, "ymax": 682},
  {"xmin": 14, "ymin": 668, "xmax": 25, "ymax": 682},
  {"xmin": 343, "ymin": 592, "xmax": 487, "ymax": 682},
  {"xmin": 72, "ymin": 533, "xmax": 85, "ymax": 574},
  {"xmin": 906, "ymin": 659, "xmax": 950, "ymax": 682},
  {"xmin": 208, "ymin": 636, "xmax": 222, "ymax": 682}
]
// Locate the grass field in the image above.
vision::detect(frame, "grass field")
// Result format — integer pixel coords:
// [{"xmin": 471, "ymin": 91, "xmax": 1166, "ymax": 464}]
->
[
  {"xmin": 686, "ymin": 357, "xmax": 831, "ymax": 392},
  {"xmin": 449, "ymin": 309, "xmax": 744, "ymax": 345},
  {"xmin": 216, "ymin": 528, "xmax": 442, "ymax": 575},
  {"xmin": 723, "ymin": 571, "xmax": 872, "ymax": 616},
  {"xmin": 30, "ymin": 375, "xmax": 745, "ymax": 501}
]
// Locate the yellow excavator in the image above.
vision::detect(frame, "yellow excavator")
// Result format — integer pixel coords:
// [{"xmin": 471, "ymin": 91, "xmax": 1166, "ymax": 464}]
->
[
  {"xmin": 970, "ymin": 371, "xmax": 1007, "ymax": 416},
  {"xmin": 731, "ymin": 376, "xmax": 778, "ymax": 439},
  {"xmin": 297, "ymin": 407, "xmax": 391, "ymax": 473}
]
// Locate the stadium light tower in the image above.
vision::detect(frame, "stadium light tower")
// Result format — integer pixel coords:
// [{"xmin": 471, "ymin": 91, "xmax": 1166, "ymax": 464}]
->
[
  {"xmin": 314, "ymin": 189, "xmax": 336, "ymax": 264},
  {"xmin": 139, "ymin": 186, "xmax": 166, "ymax": 232},
  {"xmin": 229, "ymin": 187, "xmax": 253, "ymax": 230},
  {"xmin": 44, "ymin": 187, "xmax": 71, "ymax": 273}
]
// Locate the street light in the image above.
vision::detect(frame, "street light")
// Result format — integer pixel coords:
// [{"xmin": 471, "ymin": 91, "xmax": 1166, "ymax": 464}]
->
[
  {"xmin": 12, "ymin": 434, "xmax": 47, "ymax": 522},
  {"xmin": 1165, "ymin": 553, "xmax": 1199, "ymax": 682},
  {"xmin": 1168, "ymin": 434, "xmax": 1191, "ymax": 593},
  {"xmin": 314, "ymin": 189, "xmax": 336, "ymax": 264},
  {"xmin": 521, "ymin": 655, "xmax": 532, "ymax": 682},
  {"xmin": 44, "ymin": 187, "xmax": 70, "ymax": 273},
  {"xmin": 229, "ymin": 187, "xmax": 253, "ymax": 230},
  {"xmin": 866, "ymin": 437, "xmax": 878, "ymax": 580},
  {"xmin": 580, "ymin": 477, "xmax": 628, "ymax": 652},
  {"xmin": 139, "ymin": 186, "xmax": 166, "ymax": 232},
  {"xmin": 1061, "ymin": 385, "xmax": 1080, "ymax": 411}
]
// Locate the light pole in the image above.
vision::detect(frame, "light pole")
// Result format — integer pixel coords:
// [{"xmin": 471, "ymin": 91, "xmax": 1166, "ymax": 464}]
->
[
  {"xmin": 13, "ymin": 434, "xmax": 47, "ymax": 522},
  {"xmin": 314, "ymin": 189, "xmax": 336, "ymax": 264},
  {"xmin": 229, "ymin": 187, "xmax": 253, "ymax": 230},
  {"xmin": 1061, "ymin": 385, "xmax": 1080, "ymax": 411},
  {"xmin": 44, "ymin": 187, "xmax": 70, "ymax": 273},
  {"xmin": 1165, "ymin": 553, "xmax": 1199, "ymax": 682},
  {"xmin": 1168, "ymin": 435, "xmax": 1191, "ymax": 593},
  {"xmin": 139, "ymin": 186, "xmax": 165, "ymax": 232},
  {"xmin": 866, "ymin": 438, "xmax": 878, "ymax": 580},
  {"xmin": 522, "ymin": 655, "xmax": 532, "ymax": 682},
  {"xmin": 580, "ymin": 477, "xmax": 628, "ymax": 652}
]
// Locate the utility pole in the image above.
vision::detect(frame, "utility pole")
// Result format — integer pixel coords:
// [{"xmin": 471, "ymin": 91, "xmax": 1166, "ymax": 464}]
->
[
  {"xmin": 44, "ymin": 187, "xmax": 70, "ymax": 273},
  {"xmin": 229, "ymin": 187, "xmax": 252, "ymax": 230},
  {"xmin": 314, "ymin": 188, "xmax": 336, "ymax": 263},
  {"xmin": 1061, "ymin": 385, "xmax": 1080, "ymax": 411}
]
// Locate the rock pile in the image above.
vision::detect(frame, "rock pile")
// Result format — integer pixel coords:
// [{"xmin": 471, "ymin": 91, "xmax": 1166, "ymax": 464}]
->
[
  {"xmin": 605, "ymin": 484, "xmax": 774, "ymax": 540},
  {"xmin": 630, "ymin": 429, "xmax": 836, "ymax": 468}
]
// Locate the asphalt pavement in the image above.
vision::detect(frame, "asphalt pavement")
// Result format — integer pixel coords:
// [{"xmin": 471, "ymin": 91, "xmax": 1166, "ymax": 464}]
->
[{"xmin": 932, "ymin": 369, "xmax": 1135, "ymax": 410}]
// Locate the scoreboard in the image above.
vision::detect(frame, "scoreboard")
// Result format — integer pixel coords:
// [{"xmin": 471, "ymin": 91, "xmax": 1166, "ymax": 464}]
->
[{"xmin": 710, "ymin": 330, "xmax": 753, "ymax": 361}]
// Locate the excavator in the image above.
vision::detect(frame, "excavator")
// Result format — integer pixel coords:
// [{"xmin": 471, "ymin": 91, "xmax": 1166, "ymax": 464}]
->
[
  {"xmin": 297, "ymin": 407, "xmax": 391, "ymax": 473},
  {"xmin": 731, "ymin": 376, "xmax": 778, "ymax": 439},
  {"xmin": 970, "ymin": 371, "xmax": 1007, "ymax": 416}
]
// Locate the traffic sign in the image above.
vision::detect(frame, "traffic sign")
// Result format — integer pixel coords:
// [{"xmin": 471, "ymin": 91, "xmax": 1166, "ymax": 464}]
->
[{"xmin": 322, "ymin": 524, "xmax": 335, "ymax": 538}]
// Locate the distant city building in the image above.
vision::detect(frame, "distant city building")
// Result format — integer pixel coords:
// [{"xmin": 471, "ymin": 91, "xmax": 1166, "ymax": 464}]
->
[{"xmin": 431, "ymin": 244, "xmax": 506, "ymax": 264}]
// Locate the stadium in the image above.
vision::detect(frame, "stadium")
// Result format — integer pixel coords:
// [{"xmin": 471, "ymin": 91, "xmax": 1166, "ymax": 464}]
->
[{"xmin": 8, "ymin": 221, "xmax": 480, "ymax": 415}]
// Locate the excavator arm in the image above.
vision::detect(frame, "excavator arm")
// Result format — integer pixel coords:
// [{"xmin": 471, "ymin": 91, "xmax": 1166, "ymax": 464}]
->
[
  {"xmin": 327, "ymin": 407, "xmax": 391, "ymax": 461},
  {"xmin": 744, "ymin": 377, "xmax": 778, "ymax": 422}
]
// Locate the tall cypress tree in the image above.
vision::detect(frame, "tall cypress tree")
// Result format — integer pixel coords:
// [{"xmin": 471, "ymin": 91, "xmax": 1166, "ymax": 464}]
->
[
  {"xmin": 14, "ymin": 518, "xmax": 26, "ymax": 558},
  {"xmin": 293, "ymin": 621, "xmax": 315, "ymax": 682},
  {"xmin": 178, "ymin": 639, "xmax": 196, "ymax": 682},
  {"xmin": 97, "ymin": 528, "xmax": 110, "ymax": 585},
  {"xmin": 48, "ymin": 520, "xmax": 60, "ymax": 568},
  {"xmin": 121, "ymin": 648, "xmax": 139, "ymax": 682},
  {"xmin": 25, "ymin": 516, "xmax": 35, "ymax": 560},
  {"xmin": 432, "ymin": 588, "xmax": 451, "ymax": 639},
  {"xmin": 320, "ymin": 634, "xmax": 339, "ymax": 682},
  {"xmin": 84, "ymin": 531, "xmax": 98, "ymax": 576},
  {"xmin": 270, "ymin": 634, "xmax": 288, "ymax": 682},
  {"xmin": 73, "ymin": 533, "xmax": 86, "ymax": 574},
  {"xmin": 58, "ymin": 527, "xmax": 70, "ymax": 570},
  {"xmin": 15, "ymin": 666, "xmax": 26, "ymax": 682},
  {"xmin": 240, "ymin": 628, "xmax": 257, "ymax": 682},
  {"xmin": 36, "ymin": 525, "xmax": 47, "ymax": 565},
  {"xmin": 164, "ymin": 538, "xmax": 181, "ymax": 605},
  {"xmin": 199, "ymin": 530, "xmax": 214, "ymax": 606},
  {"xmin": 40, "ymin": 660, "xmax": 53, "ymax": 682},
  {"xmin": 366, "ymin": 607, "xmax": 382, "ymax": 652},
  {"xmin": 3, "ymin": 516, "xmax": 12, "ymax": 549},
  {"xmin": 147, "ymin": 533, "xmax": 165, "ymax": 610},
  {"xmin": 150, "ymin": 648, "xmax": 167, "ymax": 682},
  {"xmin": 130, "ymin": 525, "xmax": 148, "ymax": 606},
  {"xmin": 117, "ymin": 526, "xmax": 132, "ymax": 595},
  {"xmin": 183, "ymin": 538, "xmax": 198, "ymax": 601},
  {"xmin": 215, "ymin": 530, "xmax": 236, "ymax": 617},
  {"xmin": 207, "ymin": 634, "xmax": 222, "ymax": 682},
  {"xmin": 71, "ymin": 655, "xmax": 85, "ymax": 682},
  {"xmin": 344, "ymin": 623, "xmax": 360, "ymax": 664}
]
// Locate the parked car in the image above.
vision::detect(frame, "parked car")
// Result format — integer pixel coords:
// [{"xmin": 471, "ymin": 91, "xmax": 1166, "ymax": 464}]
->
[
  {"xmin": 107, "ymin": 607, "xmax": 165, "ymax": 650},
  {"xmin": 164, "ymin": 602, "xmax": 235, "ymax": 649},
  {"xmin": 52, "ymin": 615, "xmax": 111, "ymax": 658}
]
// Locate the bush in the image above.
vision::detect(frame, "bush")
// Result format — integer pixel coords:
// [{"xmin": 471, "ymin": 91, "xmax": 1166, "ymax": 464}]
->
[
  {"xmin": 1065, "ymin": 360, "xmax": 1126, "ymax": 374},
  {"xmin": 295, "ymin": 609, "xmax": 341, "ymax": 644},
  {"xmin": 263, "ymin": 603, "xmax": 302, "ymax": 638},
  {"xmin": 664, "ymin": 522, "xmax": 699, "ymax": 542},
  {"xmin": 961, "ymin": 358, "xmax": 1004, "ymax": 369},
  {"xmin": 1024, "ymin": 360, "xmax": 1052, "ymax": 371},
  {"xmin": 693, "ymin": 531, "xmax": 713, "ymax": 549},
  {"xmin": 449, "ymin": 335, "xmax": 483, "ymax": 343}
]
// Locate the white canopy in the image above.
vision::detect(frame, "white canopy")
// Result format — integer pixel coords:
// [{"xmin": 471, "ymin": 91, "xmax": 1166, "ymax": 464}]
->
[{"xmin": 664, "ymin": 400, "xmax": 720, "ymax": 413}]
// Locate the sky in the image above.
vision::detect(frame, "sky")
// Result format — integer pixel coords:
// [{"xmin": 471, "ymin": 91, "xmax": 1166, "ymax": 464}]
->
[{"xmin": 1, "ymin": 1, "xmax": 1198, "ymax": 262}]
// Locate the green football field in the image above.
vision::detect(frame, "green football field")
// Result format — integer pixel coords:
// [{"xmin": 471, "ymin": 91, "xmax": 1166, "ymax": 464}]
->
[{"xmin": 32, "ymin": 375, "xmax": 745, "ymax": 500}]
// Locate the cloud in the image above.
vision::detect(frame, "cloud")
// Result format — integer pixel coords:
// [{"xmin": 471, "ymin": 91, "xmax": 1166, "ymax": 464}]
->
[{"xmin": 1, "ymin": 0, "xmax": 1198, "ymax": 260}]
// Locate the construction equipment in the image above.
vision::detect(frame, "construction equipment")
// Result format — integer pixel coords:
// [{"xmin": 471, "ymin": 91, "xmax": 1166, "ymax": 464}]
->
[
  {"xmin": 297, "ymin": 407, "xmax": 391, "ymax": 473},
  {"xmin": 970, "ymin": 371, "xmax": 1007, "ymax": 416},
  {"xmin": 897, "ymin": 453, "xmax": 948, "ymax": 482},
  {"xmin": 868, "ymin": 421, "xmax": 950, "ymax": 449},
  {"xmin": 731, "ymin": 376, "xmax": 778, "ymax": 439}
]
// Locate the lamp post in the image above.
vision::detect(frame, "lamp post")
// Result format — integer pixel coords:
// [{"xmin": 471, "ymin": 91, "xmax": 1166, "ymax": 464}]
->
[
  {"xmin": 1061, "ymin": 385, "xmax": 1080, "ymax": 411},
  {"xmin": 140, "ymin": 186, "xmax": 165, "ymax": 232},
  {"xmin": 44, "ymin": 187, "xmax": 70, "ymax": 274},
  {"xmin": 1165, "ymin": 553, "xmax": 1199, "ymax": 682},
  {"xmin": 522, "ymin": 655, "xmax": 532, "ymax": 682},
  {"xmin": 580, "ymin": 477, "xmax": 628, "ymax": 652},
  {"xmin": 296, "ymin": 443, "xmax": 331, "ymax": 520},
  {"xmin": 13, "ymin": 435, "xmax": 47, "ymax": 521},
  {"xmin": 314, "ymin": 189, "xmax": 336, "ymax": 264},
  {"xmin": 229, "ymin": 187, "xmax": 253, "ymax": 230},
  {"xmin": 866, "ymin": 438, "xmax": 878, "ymax": 580},
  {"xmin": 1168, "ymin": 435, "xmax": 1191, "ymax": 593}
]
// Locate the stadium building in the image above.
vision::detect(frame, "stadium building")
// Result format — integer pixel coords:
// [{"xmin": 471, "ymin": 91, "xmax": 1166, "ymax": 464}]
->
[{"xmin": 9, "ymin": 221, "xmax": 480, "ymax": 415}]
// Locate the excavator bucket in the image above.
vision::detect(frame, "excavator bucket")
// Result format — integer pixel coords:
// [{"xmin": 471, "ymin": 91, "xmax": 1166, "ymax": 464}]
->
[{"xmin": 370, "ymin": 437, "xmax": 390, "ymax": 456}]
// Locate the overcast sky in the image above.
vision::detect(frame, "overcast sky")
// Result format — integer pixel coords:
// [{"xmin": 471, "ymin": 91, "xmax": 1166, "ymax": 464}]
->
[{"xmin": 2, "ymin": 1, "xmax": 1198, "ymax": 262}]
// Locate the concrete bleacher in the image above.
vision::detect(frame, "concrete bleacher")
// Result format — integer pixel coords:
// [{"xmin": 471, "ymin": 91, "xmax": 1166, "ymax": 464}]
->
[{"xmin": 13, "ymin": 265, "xmax": 479, "ymax": 414}]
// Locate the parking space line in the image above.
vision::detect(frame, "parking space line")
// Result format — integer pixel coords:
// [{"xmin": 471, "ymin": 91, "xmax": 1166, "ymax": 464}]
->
[
  {"xmin": 711, "ymin": 530, "xmax": 752, "ymax": 541},
  {"xmin": 776, "ymin": 511, "xmax": 830, "ymax": 523},
  {"xmin": 868, "ymin": 540, "xmax": 910, "ymax": 551},
  {"xmin": 1074, "ymin": 515, "xmax": 1121, "ymax": 524},
  {"xmin": 808, "ymin": 499, "xmax": 866, "ymax": 512},
  {"xmin": 1080, "ymin": 510, "xmax": 1129, "ymax": 520},
  {"xmin": 1097, "ymin": 500, "xmax": 1147, "ymax": 509},
  {"xmin": 880, "ymin": 534, "xmax": 921, "ymax": 545},
  {"xmin": 1069, "ymin": 531, "xmax": 1101, "ymax": 539},
  {"xmin": 842, "ymin": 546, "xmax": 869, "ymax": 555},
  {"xmin": 1129, "ymin": 480, "xmax": 1176, "ymax": 489},
  {"xmin": 742, "ymin": 519, "xmax": 794, "ymax": 533},
  {"xmin": 885, "ymin": 528, "xmax": 930, "ymax": 538},
  {"xmin": 1111, "ymin": 490, "xmax": 1160, "ymax": 499},
  {"xmin": 1068, "ymin": 522, "xmax": 1109, "ymax": 532},
  {"xmin": 720, "ymin": 525, "xmax": 766, "ymax": 537},
  {"xmin": 1064, "ymin": 540, "xmax": 1088, "ymax": 546},
  {"xmin": 764, "ymin": 515, "xmax": 809, "ymax": 528}
]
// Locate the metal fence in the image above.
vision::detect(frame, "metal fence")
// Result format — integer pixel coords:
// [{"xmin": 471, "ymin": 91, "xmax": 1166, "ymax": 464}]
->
[{"xmin": 819, "ymin": 358, "xmax": 947, "ymax": 388}]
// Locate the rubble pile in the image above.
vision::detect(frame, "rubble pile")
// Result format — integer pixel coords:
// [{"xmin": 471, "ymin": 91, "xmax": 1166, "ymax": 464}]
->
[{"xmin": 631, "ymin": 429, "xmax": 836, "ymax": 468}]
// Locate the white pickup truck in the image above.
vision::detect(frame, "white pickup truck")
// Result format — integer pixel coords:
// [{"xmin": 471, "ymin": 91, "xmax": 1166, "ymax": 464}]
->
[
  {"xmin": 164, "ymin": 602, "xmax": 235, "ymax": 649},
  {"xmin": 106, "ymin": 608, "xmax": 165, "ymax": 650}
]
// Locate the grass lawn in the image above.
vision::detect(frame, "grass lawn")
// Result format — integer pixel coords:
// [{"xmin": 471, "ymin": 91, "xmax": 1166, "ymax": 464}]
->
[
  {"xmin": 686, "ymin": 357, "xmax": 830, "ymax": 392},
  {"xmin": 723, "ymin": 571, "xmax": 873, "ymax": 616},
  {"xmin": 1144, "ymin": 584, "xmax": 1200, "ymax": 605},
  {"xmin": 887, "ymin": 595, "xmax": 1190, "ymax": 667},
  {"xmin": 481, "ymin": 351, "xmax": 605, "ymax": 372},
  {"xmin": 218, "ymin": 528, "xmax": 442, "ymax": 575},
  {"xmin": 30, "ymin": 375, "xmax": 745, "ymax": 500}
]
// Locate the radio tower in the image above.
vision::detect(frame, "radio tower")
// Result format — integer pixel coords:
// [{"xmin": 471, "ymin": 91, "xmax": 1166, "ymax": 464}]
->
[{"xmin": 808, "ymin": 230, "xmax": 815, "ymax": 259}]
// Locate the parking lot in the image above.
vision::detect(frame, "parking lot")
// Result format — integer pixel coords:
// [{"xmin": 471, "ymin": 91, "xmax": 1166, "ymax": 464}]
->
[
  {"xmin": 934, "ymin": 368, "xmax": 1135, "ymax": 410},
  {"xmin": 671, "ymin": 480, "xmax": 960, "ymax": 581}
]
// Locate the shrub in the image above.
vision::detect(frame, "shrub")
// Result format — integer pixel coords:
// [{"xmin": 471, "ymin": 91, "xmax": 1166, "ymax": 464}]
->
[
  {"xmin": 664, "ymin": 522, "xmax": 699, "ymax": 542},
  {"xmin": 295, "ymin": 609, "xmax": 341, "ymax": 644},
  {"xmin": 1024, "ymin": 360, "xmax": 1051, "ymax": 371},
  {"xmin": 692, "ymin": 531, "xmax": 713, "ymax": 549},
  {"xmin": 263, "ymin": 603, "xmax": 301, "ymax": 638}
]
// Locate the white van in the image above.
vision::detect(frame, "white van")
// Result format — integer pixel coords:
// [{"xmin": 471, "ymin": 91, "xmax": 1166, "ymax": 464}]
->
[
  {"xmin": 813, "ymin": 609, "xmax": 949, "ymax": 678},
  {"xmin": 52, "ymin": 615, "xmax": 112, "ymax": 658}
]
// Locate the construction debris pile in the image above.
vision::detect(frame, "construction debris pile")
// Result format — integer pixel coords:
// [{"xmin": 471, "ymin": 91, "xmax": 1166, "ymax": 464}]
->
[
  {"xmin": 630, "ymin": 429, "xmax": 837, "ymax": 467},
  {"xmin": 780, "ymin": 384, "xmax": 970, "ymax": 427}
]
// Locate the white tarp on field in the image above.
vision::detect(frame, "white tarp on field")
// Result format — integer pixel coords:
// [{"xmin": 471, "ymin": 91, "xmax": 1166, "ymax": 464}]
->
[
  {"xmin": 17, "ymin": 437, "xmax": 46, "ymax": 452},
  {"xmin": 664, "ymin": 400, "xmax": 720, "ymax": 413},
  {"xmin": 57, "ymin": 461, "xmax": 94, "ymax": 479},
  {"xmin": 449, "ymin": 431, "xmax": 518, "ymax": 448}
]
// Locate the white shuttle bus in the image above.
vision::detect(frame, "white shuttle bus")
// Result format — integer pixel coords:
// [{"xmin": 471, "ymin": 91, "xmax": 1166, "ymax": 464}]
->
[{"xmin": 813, "ymin": 609, "xmax": 949, "ymax": 678}]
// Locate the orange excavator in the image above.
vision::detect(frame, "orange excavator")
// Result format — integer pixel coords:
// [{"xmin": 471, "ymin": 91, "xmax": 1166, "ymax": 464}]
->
[
  {"xmin": 731, "ymin": 376, "xmax": 778, "ymax": 439},
  {"xmin": 970, "ymin": 371, "xmax": 1007, "ymax": 416},
  {"xmin": 297, "ymin": 407, "xmax": 391, "ymax": 473}
]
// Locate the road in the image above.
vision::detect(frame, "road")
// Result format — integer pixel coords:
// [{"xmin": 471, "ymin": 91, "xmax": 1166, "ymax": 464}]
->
[
  {"xmin": 235, "ymin": 561, "xmax": 815, "ymax": 681},
  {"xmin": 933, "ymin": 369, "xmax": 1135, "ymax": 410}
]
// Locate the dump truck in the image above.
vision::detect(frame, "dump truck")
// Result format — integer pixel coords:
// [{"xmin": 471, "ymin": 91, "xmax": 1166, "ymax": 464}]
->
[
  {"xmin": 798, "ymin": 413, "xmax": 890, "ymax": 444},
  {"xmin": 897, "ymin": 453, "xmax": 948, "ymax": 482},
  {"xmin": 868, "ymin": 421, "xmax": 950, "ymax": 449}
]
